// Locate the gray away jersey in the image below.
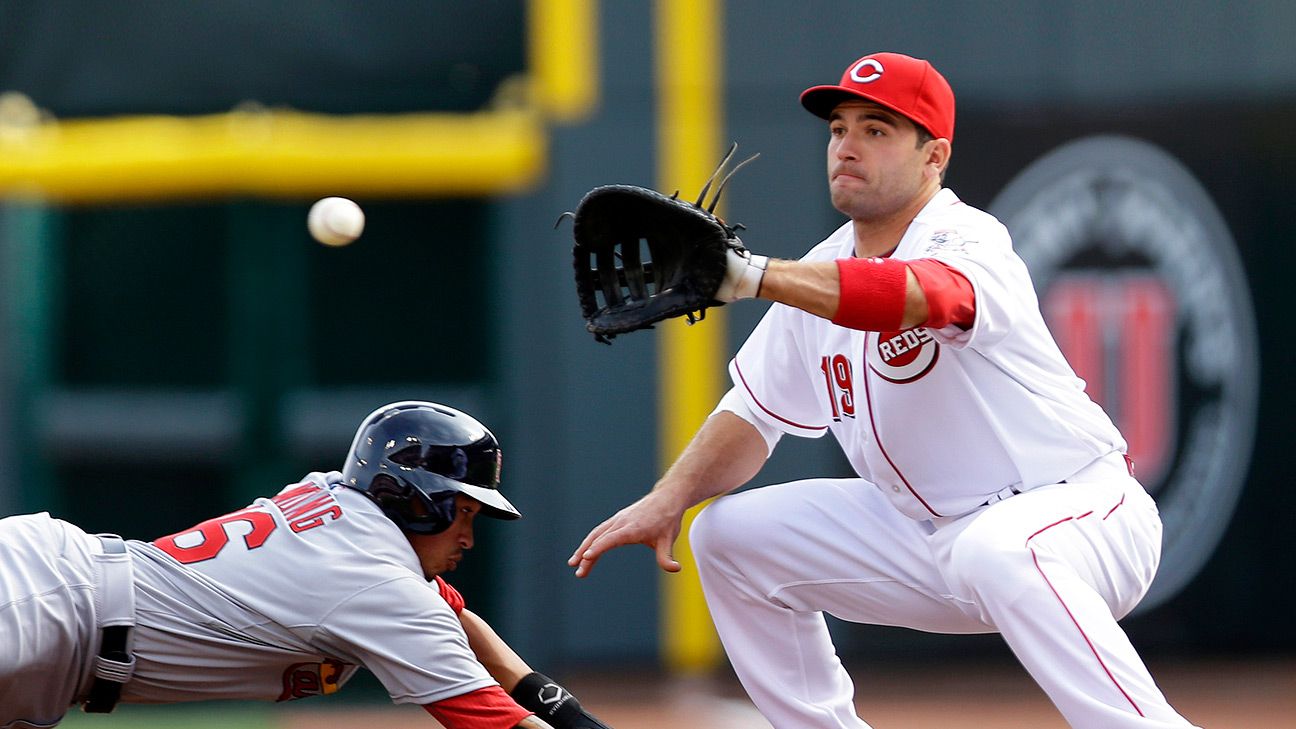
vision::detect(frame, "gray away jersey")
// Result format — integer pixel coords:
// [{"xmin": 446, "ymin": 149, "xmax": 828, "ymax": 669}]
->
[{"xmin": 123, "ymin": 471, "xmax": 494, "ymax": 705}]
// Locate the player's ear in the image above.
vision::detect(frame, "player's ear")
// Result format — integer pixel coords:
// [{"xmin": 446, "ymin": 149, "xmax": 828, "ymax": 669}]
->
[{"xmin": 925, "ymin": 138, "xmax": 951, "ymax": 180}]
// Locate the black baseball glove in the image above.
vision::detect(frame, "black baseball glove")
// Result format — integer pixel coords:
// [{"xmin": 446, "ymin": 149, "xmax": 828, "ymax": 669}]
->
[{"xmin": 566, "ymin": 145, "xmax": 764, "ymax": 344}]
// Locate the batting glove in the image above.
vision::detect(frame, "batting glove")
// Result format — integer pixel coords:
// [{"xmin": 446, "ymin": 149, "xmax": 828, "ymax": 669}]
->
[{"xmin": 715, "ymin": 245, "xmax": 769, "ymax": 302}]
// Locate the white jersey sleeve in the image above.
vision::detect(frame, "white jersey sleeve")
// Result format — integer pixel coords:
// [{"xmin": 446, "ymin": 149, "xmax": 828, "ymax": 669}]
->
[
  {"xmin": 903, "ymin": 202, "xmax": 1037, "ymax": 353},
  {"xmin": 711, "ymin": 386, "xmax": 784, "ymax": 456}
]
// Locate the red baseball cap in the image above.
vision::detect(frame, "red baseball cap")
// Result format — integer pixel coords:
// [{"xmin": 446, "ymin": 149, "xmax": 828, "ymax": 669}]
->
[{"xmin": 800, "ymin": 52, "xmax": 955, "ymax": 142}]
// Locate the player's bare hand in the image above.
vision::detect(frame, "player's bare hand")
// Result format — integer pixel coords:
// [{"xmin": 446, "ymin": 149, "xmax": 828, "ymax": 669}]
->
[{"xmin": 569, "ymin": 490, "xmax": 687, "ymax": 577}]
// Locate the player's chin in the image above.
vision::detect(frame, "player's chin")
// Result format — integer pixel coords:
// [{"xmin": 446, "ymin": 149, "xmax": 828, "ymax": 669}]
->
[
  {"xmin": 830, "ymin": 188, "xmax": 867, "ymax": 216},
  {"xmin": 831, "ymin": 171, "xmax": 872, "ymax": 191}
]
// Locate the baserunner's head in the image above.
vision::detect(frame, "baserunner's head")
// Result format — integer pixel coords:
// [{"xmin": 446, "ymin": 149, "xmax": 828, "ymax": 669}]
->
[{"xmin": 341, "ymin": 401, "xmax": 519, "ymax": 536}]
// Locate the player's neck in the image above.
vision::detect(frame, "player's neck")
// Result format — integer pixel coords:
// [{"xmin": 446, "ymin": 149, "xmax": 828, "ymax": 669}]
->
[{"xmin": 851, "ymin": 184, "xmax": 941, "ymax": 258}]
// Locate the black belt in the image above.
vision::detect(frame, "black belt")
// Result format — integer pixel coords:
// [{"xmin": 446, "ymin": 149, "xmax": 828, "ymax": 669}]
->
[{"xmin": 84, "ymin": 537, "xmax": 133, "ymax": 714}]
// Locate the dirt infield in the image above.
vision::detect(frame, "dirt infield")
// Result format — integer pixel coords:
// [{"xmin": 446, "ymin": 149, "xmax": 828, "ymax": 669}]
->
[{"xmin": 280, "ymin": 658, "xmax": 1293, "ymax": 728}]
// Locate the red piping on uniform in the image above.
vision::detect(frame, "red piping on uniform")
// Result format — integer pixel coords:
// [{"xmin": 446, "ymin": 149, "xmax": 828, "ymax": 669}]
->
[
  {"xmin": 1104, "ymin": 495, "xmax": 1126, "ymax": 520},
  {"xmin": 733, "ymin": 359, "xmax": 829, "ymax": 432},
  {"xmin": 860, "ymin": 342, "xmax": 941, "ymax": 517},
  {"xmin": 1025, "ymin": 516, "xmax": 1074, "ymax": 545},
  {"xmin": 1030, "ymin": 547, "xmax": 1145, "ymax": 717}
]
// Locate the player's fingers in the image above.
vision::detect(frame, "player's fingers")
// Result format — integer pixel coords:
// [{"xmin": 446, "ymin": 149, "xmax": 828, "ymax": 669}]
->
[
  {"xmin": 568, "ymin": 513, "xmax": 624, "ymax": 566},
  {"xmin": 568, "ymin": 524, "xmax": 606, "ymax": 566},
  {"xmin": 654, "ymin": 533, "xmax": 682, "ymax": 573},
  {"xmin": 579, "ymin": 523, "xmax": 635, "ymax": 564},
  {"xmin": 573, "ymin": 552, "xmax": 600, "ymax": 578},
  {"xmin": 574, "ymin": 517, "xmax": 655, "ymax": 577},
  {"xmin": 570, "ymin": 522, "xmax": 628, "ymax": 577},
  {"xmin": 569, "ymin": 500, "xmax": 650, "ymax": 563}
]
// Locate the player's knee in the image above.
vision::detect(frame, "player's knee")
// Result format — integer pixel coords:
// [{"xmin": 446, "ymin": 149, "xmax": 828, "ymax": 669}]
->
[{"xmin": 689, "ymin": 497, "xmax": 748, "ymax": 563}]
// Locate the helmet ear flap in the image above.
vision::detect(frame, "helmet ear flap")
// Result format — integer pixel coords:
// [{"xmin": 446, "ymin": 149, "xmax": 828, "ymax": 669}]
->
[
  {"xmin": 368, "ymin": 474, "xmax": 458, "ymax": 535},
  {"xmin": 408, "ymin": 490, "xmax": 459, "ymax": 535}
]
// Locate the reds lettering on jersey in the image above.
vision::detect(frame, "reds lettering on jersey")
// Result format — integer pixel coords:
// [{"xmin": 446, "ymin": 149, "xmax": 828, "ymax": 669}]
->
[{"xmin": 729, "ymin": 189, "xmax": 1125, "ymax": 520}]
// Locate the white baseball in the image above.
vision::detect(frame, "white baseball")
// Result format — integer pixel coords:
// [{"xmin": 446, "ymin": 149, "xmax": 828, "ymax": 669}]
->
[{"xmin": 308, "ymin": 197, "xmax": 365, "ymax": 247}]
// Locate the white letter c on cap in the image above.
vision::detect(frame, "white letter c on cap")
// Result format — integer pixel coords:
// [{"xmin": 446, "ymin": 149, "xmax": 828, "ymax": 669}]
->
[{"xmin": 850, "ymin": 58, "xmax": 884, "ymax": 83}]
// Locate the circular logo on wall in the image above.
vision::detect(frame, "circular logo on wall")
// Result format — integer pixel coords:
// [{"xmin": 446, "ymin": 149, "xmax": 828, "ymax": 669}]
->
[{"xmin": 990, "ymin": 136, "xmax": 1259, "ymax": 611}]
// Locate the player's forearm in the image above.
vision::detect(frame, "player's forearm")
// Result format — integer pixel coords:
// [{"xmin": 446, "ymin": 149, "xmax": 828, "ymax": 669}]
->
[
  {"xmin": 652, "ymin": 411, "xmax": 769, "ymax": 510},
  {"xmin": 515, "ymin": 716, "xmax": 555, "ymax": 728},
  {"xmin": 459, "ymin": 608, "xmax": 533, "ymax": 693},
  {"xmin": 758, "ymin": 258, "xmax": 929, "ymax": 329}
]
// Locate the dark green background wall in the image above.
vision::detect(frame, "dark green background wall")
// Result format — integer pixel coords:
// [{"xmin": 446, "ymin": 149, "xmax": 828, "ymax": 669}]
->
[{"xmin": 0, "ymin": 2, "xmax": 1292, "ymax": 681}]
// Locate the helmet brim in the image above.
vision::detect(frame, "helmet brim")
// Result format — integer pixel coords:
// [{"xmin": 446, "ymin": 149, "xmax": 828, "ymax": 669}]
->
[
  {"xmin": 413, "ymin": 471, "xmax": 520, "ymax": 520},
  {"xmin": 458, "ymin": 482, "xmax": 522, "ymax": 520}
]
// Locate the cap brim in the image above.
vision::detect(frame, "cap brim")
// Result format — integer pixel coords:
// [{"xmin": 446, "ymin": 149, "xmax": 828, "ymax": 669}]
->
[{"xmin": 800, "ymin": 85, "xmax": 890, "ymax": 120}]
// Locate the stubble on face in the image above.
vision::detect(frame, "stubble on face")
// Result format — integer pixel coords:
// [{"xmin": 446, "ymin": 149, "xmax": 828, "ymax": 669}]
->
[
  {"xmin": 408, "ymin": 495, "xmax": 479, "ymax": 579},
  {"xmin": 826, "ymin": 102, "xmax": 930, "ymax": 224}
]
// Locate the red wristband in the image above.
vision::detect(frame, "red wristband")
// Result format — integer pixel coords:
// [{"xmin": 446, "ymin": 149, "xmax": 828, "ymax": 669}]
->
[{"xmin": 833, "ymin": 257, "xmax": 908, "ymax": 331}]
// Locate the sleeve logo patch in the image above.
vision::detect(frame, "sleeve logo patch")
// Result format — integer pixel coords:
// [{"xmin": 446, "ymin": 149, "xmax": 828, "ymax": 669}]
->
[{"xmin": 926, "ymin": 229, "xmax": 970, "ymax": 254}]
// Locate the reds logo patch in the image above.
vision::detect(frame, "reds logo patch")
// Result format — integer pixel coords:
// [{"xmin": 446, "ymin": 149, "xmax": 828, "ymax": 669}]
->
[
  {"xmin": 850, "ymin": 58, "xmax": 884, "ymax": 83},
  {"xmin": 869, "ymin": 328, "xmax": 939, "ymax": 383}
]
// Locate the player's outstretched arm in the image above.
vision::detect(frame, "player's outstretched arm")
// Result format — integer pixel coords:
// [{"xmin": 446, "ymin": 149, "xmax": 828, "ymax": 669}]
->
[
  {"xmin": 459, "ymin": 609, "xmax": 616, "ymax": 729},
  {"xmin": 569, "ymin": 411, "xmax": 769, "ymax": 578},
  {"xmin": 758, "ymin": 258, "xmax": 930, "ymax": 329},
  {"xmin": 460, "ymin": 608, "xmax": 534, "ymax": 691}
]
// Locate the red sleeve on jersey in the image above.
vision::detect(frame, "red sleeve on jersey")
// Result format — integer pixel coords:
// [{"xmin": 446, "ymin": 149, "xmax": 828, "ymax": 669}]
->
[
  {"xmin": 833, "ymin": 256, "xmax": 907, "ymax": 331},
  {"xmin": 434, "ymin": 575, "xmax": 466, "ymax": 614},
  {"xmin": 907, "ymin": 258, "xmax": 976, "ymax": 329},
  {"xmin": 424, "ymin": 685, "xmax": 532, "ymax": 729}
]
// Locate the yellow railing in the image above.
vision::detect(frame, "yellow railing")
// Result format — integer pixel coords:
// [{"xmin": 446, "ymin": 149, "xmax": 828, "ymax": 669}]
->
[{"xmin": 0, "ymin": 0, "xmax": 597, "ymax": 203}]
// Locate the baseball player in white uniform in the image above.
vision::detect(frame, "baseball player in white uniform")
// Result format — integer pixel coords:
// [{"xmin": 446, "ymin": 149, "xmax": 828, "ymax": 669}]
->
[
  {"xmin": 571, "ymin": 52, "xmax": 1199, "ymax": 728},
  {"xmin": 0, "ymin": 401, "xmax": 611, "ymax": 729}
]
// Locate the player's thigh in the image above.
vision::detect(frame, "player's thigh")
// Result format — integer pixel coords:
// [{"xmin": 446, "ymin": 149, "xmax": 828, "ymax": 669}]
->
[
  {"xmin": 934, "ymin": 477, "xmax": 1161, "ymax": 619},
  {"xmin": 0, "ymin": 596, "xmax": 82, "ymax": 724},
  {"xmin": 0, "ymin": 514, "xmax": 98, "ymax": 722},
  {"xmin": 691, "ymin": 478, "xmax": 988, "ymax": 633}
]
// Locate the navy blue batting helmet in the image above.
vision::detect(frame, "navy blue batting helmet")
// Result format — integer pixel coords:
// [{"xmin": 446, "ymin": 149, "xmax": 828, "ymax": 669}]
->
[{"xmin": 342, "ymin": 401, "xmax": 520, "ymax": 534}]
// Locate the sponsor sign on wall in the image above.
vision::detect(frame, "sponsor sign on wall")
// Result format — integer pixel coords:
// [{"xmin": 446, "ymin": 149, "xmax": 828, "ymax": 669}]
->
[{"xmin": 991, "ymin": 136, "xmax": 1259, "ymax": 610}]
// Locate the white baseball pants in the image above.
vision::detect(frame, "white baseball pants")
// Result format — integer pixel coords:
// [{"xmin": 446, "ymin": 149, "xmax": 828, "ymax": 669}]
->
[{"xmin": 691, "ymin": 456, "xmax": 1199, "ymax": 728}]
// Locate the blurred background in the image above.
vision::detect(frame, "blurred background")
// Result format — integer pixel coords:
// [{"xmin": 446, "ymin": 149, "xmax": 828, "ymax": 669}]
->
[{"xmin": 1, "ymin": 0, "xmax": 1292, "ymax": 726}]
